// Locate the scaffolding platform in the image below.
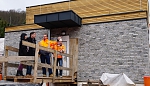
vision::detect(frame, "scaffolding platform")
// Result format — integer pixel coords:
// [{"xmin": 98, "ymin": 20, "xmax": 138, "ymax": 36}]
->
[
  {"xmin": 0, "ymin": 41, "xmax": 76, "ymax": 84},
  {"xmin": 4, "ymin": 76, "xmax": 74, "ymax": 83}
]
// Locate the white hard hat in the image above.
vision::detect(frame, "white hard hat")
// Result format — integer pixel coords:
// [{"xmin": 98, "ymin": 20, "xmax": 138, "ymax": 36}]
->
[{"xmin": 59, "ymin": 38, "xmax": 62, "ymax": 42}]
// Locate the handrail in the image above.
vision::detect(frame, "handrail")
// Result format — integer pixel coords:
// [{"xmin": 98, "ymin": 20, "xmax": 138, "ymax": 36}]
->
[
  {"xmin": 21, "ymin": 61, "xmax": 53, "ymax": 69},
  {"xmin": 21, "ymin": 61, "xmax": 71, "ymax": 70},
  {"xmin": 22, "ymin": 40, "xmax": 71, "ymax": 57},
  {"xmin": 57, "ymin": 52, "xmax": 73, "ymax": 58},
  {"xmin": 0, "ymin": 56, "xmax": 34, "ymax": 62},
  {"xmin": 7, "ymin": 63, "xmax": 42, "ymax": 70},
  {"xmin": 22, "ymin": 41, "xmax": 55, "ymax": 53},
  {"xmin": 22, "ymin": 41, "xmax": 36, "ymax": 48},
  {"xmin": 5, "ymin": 46, "xmax": 19, "ymax": 52}
]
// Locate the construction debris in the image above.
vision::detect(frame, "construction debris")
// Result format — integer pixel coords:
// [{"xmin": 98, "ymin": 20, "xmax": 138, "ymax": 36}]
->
[{"xmin": 100, "ymin": 73, "xmax": 135, "ymax": 86}]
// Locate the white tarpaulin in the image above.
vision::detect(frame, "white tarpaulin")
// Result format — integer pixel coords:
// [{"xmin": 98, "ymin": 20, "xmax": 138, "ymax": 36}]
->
[
  {"xmin": 100, "ymin": 73, "xmax": 135, "ymax": 86},
  {"xmin": 0, "ymin": 38, "xmax": 4, "ymax": 55}
]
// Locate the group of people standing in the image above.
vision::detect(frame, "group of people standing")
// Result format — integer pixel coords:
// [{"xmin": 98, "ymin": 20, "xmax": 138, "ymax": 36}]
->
[{"xmin": 16, "ymin": 32, "xmax": 65, "ymax": 78}]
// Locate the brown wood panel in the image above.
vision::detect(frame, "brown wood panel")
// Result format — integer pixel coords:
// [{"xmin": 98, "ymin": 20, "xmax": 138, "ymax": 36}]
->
[
  {"xmin": 5, "ymin": 46, "xmax": 19, "ymax": 52},
  {"xmin": 4, "ymin": 76, "xmax": 33, "ymax": 83},
  {"xmin": 26, "ymin": 0, "xmax": 147, "ymax": 12},
  {"xmin": 57, "ymin": 52, "xmax": 73, "ymax": 57},
  {"xmin": 7, "ymin": 63, "xmax": 19, "ymax": 68},
  {"xmin": 25, "ymin": 0, "xmax": 148, "ymax": 24},
  {"xmin": 7, "ymin": 12, "xmax": 147, "ymax": 32},
  {"xmin": 69, "ymin": 38, "xmax": 78, "ymax": 73},
  {"xmin": 36, "ymin": 78, "xmax": 73, "ymax": 83},
  {"xmin": 53, "ymin": 50, "xmax": 58, "ymax": 83},
  {"xmin": 0, "ymin": 56, "xmax": 35, "ymax": 62},
  {"xmin": 33, "ymin": 44, "xmax": 39, "ymax": 83},
  {"xmin": 4, "ymin": 49, "xmax": 8, "ymax": 76},
  {"xmin": 7, "ymin": 62, "xmax": 40, "ymax": 70},
  {"xmin": 82, "ymin": 11, "xmax": 147, "ymax": 24},
  {"xmin": 26, "ymin": 1, "xmax": 147, "ymax": 15},
  {"xmin": 5, "ymin": 24, "xmax": 43, "ymax": 32}
]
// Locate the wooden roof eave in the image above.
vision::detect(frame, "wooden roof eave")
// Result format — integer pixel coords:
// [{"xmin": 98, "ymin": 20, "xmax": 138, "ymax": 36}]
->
[{"xmin": 5, "ymin": 24, "xmax": 43, "ymax": 32}]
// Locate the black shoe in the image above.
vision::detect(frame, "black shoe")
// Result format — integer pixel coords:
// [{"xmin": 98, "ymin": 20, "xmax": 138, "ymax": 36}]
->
[
  {"xmin": 16, "ymin": 70, "xmax": 24, "ymax": 76},
  {"xmin": 20, "ymin": 70, "xmax": 24, "ymax": 76},
  {"xmin": 16, "ymin": 70, "xmax": 20, "ymax": 76}
]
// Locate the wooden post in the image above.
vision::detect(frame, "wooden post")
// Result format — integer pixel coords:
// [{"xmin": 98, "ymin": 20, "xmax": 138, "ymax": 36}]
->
[
  {"xmin": 4, "ymin": 49, "xmax": 8, "ymax": 77},
  {"xmin": 33, "ymin": 44, "xmax": 39, "ymax": 83},
  {"xmin": 14, "ymin": 78, "xmax": 17, "ymax": 82},
  {"xmin": 69, "ymin": 38, "xmax": 78, "ymax": 78},
  {"xmin": 69, "ymin": 39, "xmax": 73, "ymax": 76},
  {"xmin": 87, "ymin": 79, "xmax": 90, "ymax": 86},
  {"xmin": 52, "ymin": 50, "xmax": 57, "ymax": 83},
  {"xmin": 69, "ymin": 56, "xmax": 73, "ymax": 76},
  {"xmin": 69, "ymin": 55, "xmax": 73, "ymax": 80},
  {"xmin": 0, "ymin": 62, "xmax": 2, "ymax": 74},
  {"xmin": 50, "ymin": 54, "xmax": 52, "ymax": 68},
  {"xmin": 71, "ymin": 55, "xmax": 74, "ymax": 82}
]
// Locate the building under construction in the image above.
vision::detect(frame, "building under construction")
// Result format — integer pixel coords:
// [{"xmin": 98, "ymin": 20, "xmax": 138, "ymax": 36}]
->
[{"xmin": 0, "ymin": 0, "xmax": 149, "ymax": 85}]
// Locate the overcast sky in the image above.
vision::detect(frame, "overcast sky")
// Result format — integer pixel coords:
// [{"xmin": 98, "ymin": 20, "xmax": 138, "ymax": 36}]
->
[{"xmin": 0, "ymin": 0, "xmax": 67, "ymax": 11}]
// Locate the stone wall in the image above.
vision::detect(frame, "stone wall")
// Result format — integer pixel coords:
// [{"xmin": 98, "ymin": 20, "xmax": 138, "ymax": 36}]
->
[{"xmin": 51, "ymin": 19, "xmax": 150, "ymax": 83}]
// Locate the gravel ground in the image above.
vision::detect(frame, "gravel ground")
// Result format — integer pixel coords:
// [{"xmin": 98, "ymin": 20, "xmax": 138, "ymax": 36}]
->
[
  {"xmin": 135, "ymin": 84, "xmax": 144, "ymax": 86},
  {"xmin": 0, "ymin": 80, "xmax": 41, "ymax": 86}
]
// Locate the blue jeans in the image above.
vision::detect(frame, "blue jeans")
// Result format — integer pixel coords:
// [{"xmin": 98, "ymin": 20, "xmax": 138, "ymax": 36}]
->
[
  {"xmin": 40, "ymin": 54, "xmax": 52, "ymax": 75},
  {"xmin": 56, "ymin": 58, "xmax": 63, "ymax": 76},
  {"xmin": 26, "ymin": 65, "xmax": 32, "ymax": 75}
]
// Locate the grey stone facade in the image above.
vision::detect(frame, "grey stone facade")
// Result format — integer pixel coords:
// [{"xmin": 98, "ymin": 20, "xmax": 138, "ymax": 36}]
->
[
  {"xmin": 50, "ymin": 19, "xmax": 149, "ymax": 83},
  {"xmin": 4, "ymin": 19, "xmax": 149, "ymax": 83}
]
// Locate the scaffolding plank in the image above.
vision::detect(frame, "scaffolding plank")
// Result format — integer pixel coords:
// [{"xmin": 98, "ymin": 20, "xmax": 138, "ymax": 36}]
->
[
  {"xmin": 0, "ymin": 56, "xmax": 34, "ymax": 62},
  {"xmin": 5, "ymin": 46, "xmax": 19, "ymax": 52}
]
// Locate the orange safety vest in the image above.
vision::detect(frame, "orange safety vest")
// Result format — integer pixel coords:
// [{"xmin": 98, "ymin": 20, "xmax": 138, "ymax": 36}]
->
[
  {"xmin": 54, "ymin": 44, "xmax": 65, "ymax": 58},
  {"xmin": 39, "ymin": 39, "xmax": 50, "ymax": 47},
  {"xmin": 49, "ymin": 40, "xmax": 57, "ymax": 49}
]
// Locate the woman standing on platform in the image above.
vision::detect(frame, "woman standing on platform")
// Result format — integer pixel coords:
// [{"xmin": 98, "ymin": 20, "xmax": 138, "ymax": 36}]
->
[{"xmin": 16, "ymin": 33, "xmax": 28, "ymax": 76}]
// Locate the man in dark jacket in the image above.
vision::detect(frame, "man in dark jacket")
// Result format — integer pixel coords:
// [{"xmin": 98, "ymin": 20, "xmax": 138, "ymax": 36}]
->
[{"xmin": 26, "ymin": 32, "xmax": 36, "ymax": 76}]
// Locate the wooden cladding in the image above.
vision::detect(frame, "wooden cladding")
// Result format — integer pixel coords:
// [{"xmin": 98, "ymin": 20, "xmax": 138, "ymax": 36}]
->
[
  {"xmin": 5, "ymin": 0, "xmax": 148, "ymax": 32},
  {"xmin": 26, "ymin": 0, "xmax": 148, "ymax": 24},
  {"xmin": 83, "ymin": 11, "xmax": 147, "ymax": 24},
  {"xmin": 5, "ymin": 24, "xmax": 43, "ymax": 32}
]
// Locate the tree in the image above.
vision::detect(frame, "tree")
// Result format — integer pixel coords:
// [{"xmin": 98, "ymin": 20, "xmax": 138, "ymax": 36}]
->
[
  {"xmin": 0, "ymin": 9, "xmax": 26, "ymax": 26},
  {"xmin": 0, "ymin": 9, "xmax": 26, "ymax": 38},
  {"xmin": 0, "ymin": 18, "xmax": 8, "ymax": 38}
]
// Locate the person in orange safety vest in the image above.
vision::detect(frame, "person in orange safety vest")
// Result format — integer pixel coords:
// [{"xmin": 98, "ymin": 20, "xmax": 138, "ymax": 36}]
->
[{"xmin": 54, "ymin": 37, "xmax": 65, "ymax": 77}]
